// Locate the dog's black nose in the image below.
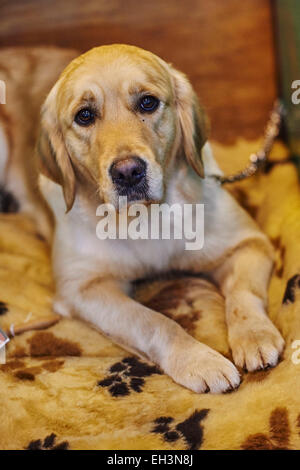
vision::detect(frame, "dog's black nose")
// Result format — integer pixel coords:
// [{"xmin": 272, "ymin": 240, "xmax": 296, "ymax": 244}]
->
[{"xmin": 110, "ymin": 157, "xmax": 146, "ymax": 187}]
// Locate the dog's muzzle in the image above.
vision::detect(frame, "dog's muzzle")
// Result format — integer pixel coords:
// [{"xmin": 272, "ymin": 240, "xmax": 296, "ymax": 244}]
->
[{"xmin": 110, "ymin": 156, "xmax": 148, "ymax": 200}]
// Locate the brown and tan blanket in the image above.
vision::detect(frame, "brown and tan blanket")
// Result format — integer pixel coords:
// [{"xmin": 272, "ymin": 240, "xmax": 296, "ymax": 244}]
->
[{"xmin": 0, "ymin": 140, "xmax": 300, "ymax": 450}]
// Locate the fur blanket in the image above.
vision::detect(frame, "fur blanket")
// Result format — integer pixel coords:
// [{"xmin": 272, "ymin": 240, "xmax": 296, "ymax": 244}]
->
[{"xmin": 0, "ymin": 140, "xmax": 300, "ymax": 450}]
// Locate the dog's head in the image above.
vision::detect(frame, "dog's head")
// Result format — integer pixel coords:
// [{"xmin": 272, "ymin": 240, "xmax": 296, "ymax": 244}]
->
[{"xmin": 38, "ymin": 44, "xmax": 208, "ymax": 211}]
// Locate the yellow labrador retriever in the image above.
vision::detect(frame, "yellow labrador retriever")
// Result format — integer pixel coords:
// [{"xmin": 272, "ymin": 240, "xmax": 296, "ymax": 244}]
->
[{"xmin": 0, "ymin": 44, "xmax": 284, "ymax": 393}]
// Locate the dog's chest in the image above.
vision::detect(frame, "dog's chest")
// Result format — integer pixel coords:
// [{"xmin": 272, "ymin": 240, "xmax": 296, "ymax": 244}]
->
[{"xmin": 72, "ymin": 221, "xmax": 185, "ymax": 279}]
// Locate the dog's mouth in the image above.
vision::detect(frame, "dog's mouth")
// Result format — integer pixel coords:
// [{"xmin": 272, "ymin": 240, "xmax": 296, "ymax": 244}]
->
[
  {"xmin": 106, "ymin": 156, "xmax": 164, "ymax": 209},
  {"xmin": 109, "ymin": 156, "xmax": 151, "ymax": 203},
  {"xmin": 114, "ymin": 182, "xmax": 163, "ymax": 212},
  {"xmin": 115, "ymin": 179, "xmax": 149, "ymax": 202}
]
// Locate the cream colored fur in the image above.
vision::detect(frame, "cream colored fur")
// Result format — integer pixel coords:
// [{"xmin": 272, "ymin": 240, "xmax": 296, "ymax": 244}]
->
[{"xmin": 1, "ymin": 45, "xmax": 284, "ymax": 393}]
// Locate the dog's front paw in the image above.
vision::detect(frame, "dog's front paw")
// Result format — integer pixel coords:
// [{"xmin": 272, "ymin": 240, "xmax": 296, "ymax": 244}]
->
[
  {"xmin": 229, "ymin": 316, "xmax": 285, "ymax": 372},
  {"xmin": 163, "ymin": 340, "xmax": 240, "ymax": 394}
]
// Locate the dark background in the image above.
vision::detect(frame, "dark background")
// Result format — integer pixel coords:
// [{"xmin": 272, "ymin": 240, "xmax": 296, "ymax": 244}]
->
[{"xmin": 0, "ymin": 0, "xmax": 277, "ymax": 144}]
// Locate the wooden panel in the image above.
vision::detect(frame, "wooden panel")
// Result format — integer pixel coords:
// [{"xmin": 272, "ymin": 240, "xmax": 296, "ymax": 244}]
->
[{"xmin": 0, "ymin": 0, "xmax": 277, "ymax": 143}]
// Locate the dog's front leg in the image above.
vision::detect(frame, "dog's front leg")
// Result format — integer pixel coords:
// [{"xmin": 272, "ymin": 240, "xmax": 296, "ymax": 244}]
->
[
  {"xmin": 213, "ymin": 243, "xmax": 284, "ymax": 371},
  {"xmin": 58, "ymin": 277, "xmax": 240, "ymax": 393}
]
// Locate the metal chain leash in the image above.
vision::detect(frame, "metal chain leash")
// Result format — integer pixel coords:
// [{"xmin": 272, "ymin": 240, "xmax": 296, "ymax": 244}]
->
[{"xmin": 211, "ymin": 99, "xmax": 284, "ymax": 185}]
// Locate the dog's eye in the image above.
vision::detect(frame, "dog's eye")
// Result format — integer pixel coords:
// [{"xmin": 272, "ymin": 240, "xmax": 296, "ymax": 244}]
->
[
  {"xmin": 75, "ymin": 108, "xmax": 95, "ymax": 126},
  {"xmin": 138, "ymin": 95, "xmax": 159, "ymax": 113}
]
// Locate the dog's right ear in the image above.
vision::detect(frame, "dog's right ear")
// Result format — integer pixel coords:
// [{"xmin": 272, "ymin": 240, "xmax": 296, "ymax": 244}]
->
[
  {"xmin": 169, "ymin": 66, "xmax": 208, "ymax": 178},
  {"xmin": 37, "ymin": 83, "xmax": 76, "ymax": 212}
]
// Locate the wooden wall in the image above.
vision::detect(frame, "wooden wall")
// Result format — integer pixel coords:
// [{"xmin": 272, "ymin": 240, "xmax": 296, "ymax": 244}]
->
[{"xmin": 0, "ymin": 0, "xmax": 277, "ymax": 143}]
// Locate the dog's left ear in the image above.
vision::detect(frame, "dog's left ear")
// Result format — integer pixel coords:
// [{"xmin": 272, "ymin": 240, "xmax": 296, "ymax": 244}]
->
[
  {"xmin": 37, "ymin": 82, "xmax": 76, "ymax": 212},
  {"xmin": 170, "ymin": 67, "xmax": 208, "ymax": 178}
]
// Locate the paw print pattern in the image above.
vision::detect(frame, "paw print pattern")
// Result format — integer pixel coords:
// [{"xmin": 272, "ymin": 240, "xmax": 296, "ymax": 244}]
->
[
  {"xmin": 97, "ymin": 356, "xmax": 161, "ymax": 397},
  {"xmin": 0, "ymin": 187, "xmax": 19, "ymax": 213},
  {"xmin": 152, "ymin": 409, "xmax": 209, "ymax": 450},
  {"xmin": 26, "ymin": 433, "xmax": 69, "ymax": 450},
  {"xmin": 0, "ymin": 301, "xmax": 8, "ymax": 315},
  {"xmin": 282, "ymin": 274, "xmax": 300, "ymax": 304},
  {"xmin": 241, "ymin": 407, "xmax": 291, "ymax": 450}
]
